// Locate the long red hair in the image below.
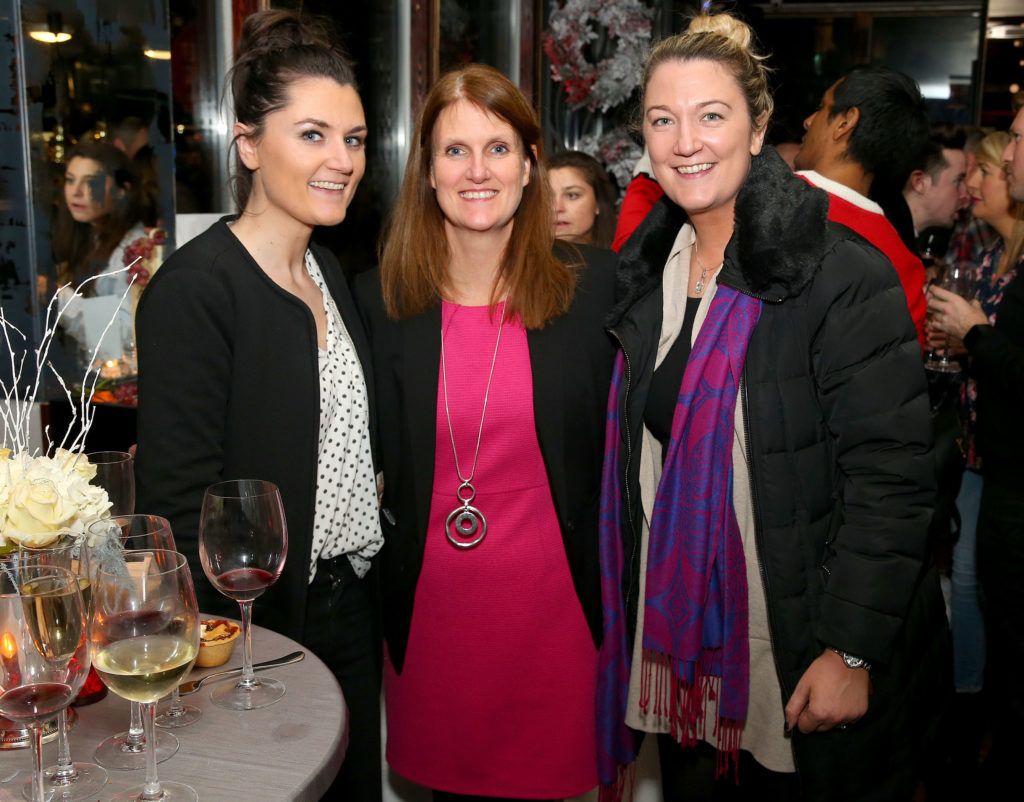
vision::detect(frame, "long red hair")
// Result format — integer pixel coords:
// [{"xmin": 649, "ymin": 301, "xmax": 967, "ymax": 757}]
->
[{"xmin": 379, "ymin": 64, "xmax": 576, "ymax": 328}]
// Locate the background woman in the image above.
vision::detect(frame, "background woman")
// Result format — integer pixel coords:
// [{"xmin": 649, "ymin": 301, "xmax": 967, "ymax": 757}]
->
[
  {"xmin": 928, "ymin": 130, "xmax": 1024, "ymax": 791},
  {"xmin": 357, "ymin": 64, "xmax": 615, "ymax": 801},
  {"xmin": 54, "ymin": 140, "xmax": 145, "ymax": 292},
  {"xmin": 52, "ymin": 141, "xmax": 145, "ymax": 359},
  {"xmin": 548, "ymin": 149, "xmax": 617, "ymax": 247},
  {"xmin": 932, "ymin": 130, "xmax": 1022, "ymax": 734},
  {"xmin": 598, "ymin": 13, "xmax": 941, "ymax": 801},
  {"xmin": 134, "ymin": 11, "xmax": 383, "ymax": 801}
]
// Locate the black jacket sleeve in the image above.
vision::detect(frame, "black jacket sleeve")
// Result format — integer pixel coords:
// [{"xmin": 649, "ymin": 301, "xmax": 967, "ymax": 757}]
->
[
  {"xmin": 134, "ymin": 261, "xmax": 235, "ymax": 616},
  {"xmin": 807, "ymin": 238, "xmax": 936, "ymax": 664},
  {"xmin": 964, "ymin": 271, "xmax": 1024, "ymax": 403}
]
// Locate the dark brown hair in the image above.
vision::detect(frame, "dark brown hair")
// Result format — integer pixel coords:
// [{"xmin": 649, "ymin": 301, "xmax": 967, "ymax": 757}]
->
[
  {"xmin": 548, "ymin": 150, "xmax": 617, "ymax": 248},
  {"xmin": 53, "ymin": 141, "xmax": 143, "ymax": 291},
  {"xmin": 228, "ymin": 9, "xmax": 357, "ymax": 211},
  {"xmin": 379, "ymin": 63, "xmax": 576, "ymax": 328}
]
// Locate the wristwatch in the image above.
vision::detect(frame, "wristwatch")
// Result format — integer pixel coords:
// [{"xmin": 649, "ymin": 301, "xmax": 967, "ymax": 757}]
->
[{"xmin": 829, "ymin": 647, "xmax": 872, "ymax": 672}]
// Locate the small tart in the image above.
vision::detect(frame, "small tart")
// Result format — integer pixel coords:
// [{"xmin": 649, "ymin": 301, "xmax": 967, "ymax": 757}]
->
[{"xmin": 196, "ymin": 618, "xmax": 240, "ymax": 668}]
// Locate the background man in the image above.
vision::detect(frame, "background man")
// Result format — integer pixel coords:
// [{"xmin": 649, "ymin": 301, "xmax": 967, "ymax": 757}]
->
[{"xmin": 794, "ymin": 65, "xmax": 930, "ymax": 348}]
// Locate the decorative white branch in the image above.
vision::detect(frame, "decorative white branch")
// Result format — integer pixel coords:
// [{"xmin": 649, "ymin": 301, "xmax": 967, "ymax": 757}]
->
[{"xmin": 0, "ymin": 261, "xmax": 138, "ymax": 455}]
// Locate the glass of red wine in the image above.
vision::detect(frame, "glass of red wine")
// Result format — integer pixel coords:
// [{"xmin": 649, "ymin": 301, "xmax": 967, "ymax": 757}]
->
[
  {"xmin": 0, "ymin": 565, "xmax": 89, "ymax": 802},
  {"xmin": 199, "ymin": 479, "xmax": 288, "ymax": 710},
  {"xmin": 17, "ymin": 539, "xmax": 108, "ymax": 801}
]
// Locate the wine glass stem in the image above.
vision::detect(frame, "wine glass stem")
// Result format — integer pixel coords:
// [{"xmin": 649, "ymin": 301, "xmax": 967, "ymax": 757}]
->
[
  {"xmin": 238, "ymin": 599, "xmax": 256, "ymax": 687},
  {"xmin": 170, "ymin": 687, "xmax": 183, "ymax": 714},
  {"xmin": 30, "ymin": 723, "xmax": 45, "ymax": 802},
  {"xmin": 142, "ymin": 702, "xmax": 162, "ymax": 800},
  {"xmin": 52, "ymin": 707, "xmax": 78, "ymax": 781},
  {"xmin": 127, "ymin": 701, "xmax": 145, "ymax": 748}
]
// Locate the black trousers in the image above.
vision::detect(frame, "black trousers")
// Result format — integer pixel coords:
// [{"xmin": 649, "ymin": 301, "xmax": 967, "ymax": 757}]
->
[
  {"xmin": 976, "ymin": 475, "xmax": 1024, "ymax": 788},
  {"xmin": 304, "ymin": 557, "xmax": 382, "ymax": 802},
  {"xmin": 657, "ymin": 736, "xmax": 800, "ymax": 802}
]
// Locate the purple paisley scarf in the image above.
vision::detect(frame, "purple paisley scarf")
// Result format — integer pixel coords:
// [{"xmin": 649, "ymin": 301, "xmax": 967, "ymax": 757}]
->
[{"xmin": 598, "ymin": 285, "xmax": 762, "ymax": 796}]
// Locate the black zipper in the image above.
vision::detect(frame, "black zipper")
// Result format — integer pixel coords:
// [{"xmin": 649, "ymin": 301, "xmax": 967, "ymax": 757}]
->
[{"xmin": 609, "ymin": 326, "xmax": 640, "ymax": 612}]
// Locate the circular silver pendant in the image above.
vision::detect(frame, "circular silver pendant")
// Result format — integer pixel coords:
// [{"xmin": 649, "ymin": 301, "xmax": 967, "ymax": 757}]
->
[{"xmin": 445, "ymin": 504, "xmax": 487, "ymax": 549}]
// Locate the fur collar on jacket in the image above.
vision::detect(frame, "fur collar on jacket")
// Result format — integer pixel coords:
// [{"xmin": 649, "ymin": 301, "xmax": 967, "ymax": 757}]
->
[{"xmin": 610, "ymin": 146, "xmax": 831, "ymax": 325}]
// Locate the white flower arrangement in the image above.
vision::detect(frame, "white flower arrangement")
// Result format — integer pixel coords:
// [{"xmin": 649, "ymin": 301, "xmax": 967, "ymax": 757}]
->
[{"xmin": 0, "ymin": 265, "xmax": 138, "ymax": 551}]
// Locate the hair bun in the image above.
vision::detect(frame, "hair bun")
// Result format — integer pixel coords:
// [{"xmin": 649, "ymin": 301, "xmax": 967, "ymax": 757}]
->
[
  {"xmin": 235, "ymin": 9, "xmax": 335, "ymax": 62},
  {"xmin": 688, "ymin": 13, "xmax": 753, "ymax": 51}
]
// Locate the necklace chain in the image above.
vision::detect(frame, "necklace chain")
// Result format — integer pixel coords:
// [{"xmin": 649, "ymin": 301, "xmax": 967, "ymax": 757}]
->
[
  {"xmin": 692, "ymin": 239, "xmax": 722, "ymax": 296},
  {"xmin": 440, "ymin": 301, "xmax": 505, "ymax": 484},
  {"xmin": 439, "ymin": 299, "xmax": 506, "ymax": 549}
]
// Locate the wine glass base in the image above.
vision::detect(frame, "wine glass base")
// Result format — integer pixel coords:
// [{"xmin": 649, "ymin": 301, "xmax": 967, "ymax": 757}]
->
[
  {"xmin": 23, "ymin": 762, "xmax": 108, "ymax": 801},
  {"xmin": 925, "ymin": 360, "xmax": 962, "ymax": 374},
  {"xmin": 110, "ymin": 781, "xmax": 198, "ymax": 802},
  {"xmin": 154, "ymin": 702, "xmax": 202, "ymax": 729},
  {"xmin": 93, "ymin": 729, "xmax": 179, "ymax": 770},
  {"xmin": 210, "ymin": 676, "xmax": 286, "ymax": 710}
]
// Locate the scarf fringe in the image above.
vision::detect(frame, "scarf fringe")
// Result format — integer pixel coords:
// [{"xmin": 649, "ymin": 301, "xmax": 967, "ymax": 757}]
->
[
  {"xmin": 599, "ymin": 757, "xmax": 637, "ymax": 802},
  {"xmin": 640, "ymin": 647, "xmax": 744, "ymax": 779}
]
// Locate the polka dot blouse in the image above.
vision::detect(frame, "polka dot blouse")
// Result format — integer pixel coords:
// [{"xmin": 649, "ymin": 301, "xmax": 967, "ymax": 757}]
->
[{"xmin": 304, "ymin": 250, "xmax": 383, "ymax": 582}]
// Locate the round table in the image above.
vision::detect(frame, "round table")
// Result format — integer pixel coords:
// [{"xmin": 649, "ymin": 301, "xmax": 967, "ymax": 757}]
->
[{"xmin": 0, "ymin": 624, "xmax": 347, "ymax": 801}]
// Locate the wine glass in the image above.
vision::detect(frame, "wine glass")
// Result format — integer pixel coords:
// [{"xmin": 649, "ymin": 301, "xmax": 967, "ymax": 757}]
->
[
  {"xmin": 17, "ymin": 539, "xmax": 108, "ymax": 801},
  {"xmin": 88, "ymin": 515, "xmax": 181, "ymax": 769},
  {"xmin": 199, "ymin": 479, "xmax": 287, "ymax": 710},
  {"xmin": 86, "ymin": 451, "xmax": 135, "ymax": 516},
  {"xmin": 0, "ymin": 565, "xmax": 89, "ymax": 802},
  {"xmin": 90, "ymin": 549, "xmax": 200, "ymax": 802},
  {"xmin": 926, "ymin": 262, "xmax": 976, "ymax": 374}
]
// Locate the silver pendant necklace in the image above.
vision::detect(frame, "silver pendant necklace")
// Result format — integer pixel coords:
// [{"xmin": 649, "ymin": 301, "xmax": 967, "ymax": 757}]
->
[
  {"xmin": 440, "ymin": 300, "xmax": 506, "ymax": 549},
  {"xmin": 693, "ymin": 241, "xmax": 711, "ymax": 295}
]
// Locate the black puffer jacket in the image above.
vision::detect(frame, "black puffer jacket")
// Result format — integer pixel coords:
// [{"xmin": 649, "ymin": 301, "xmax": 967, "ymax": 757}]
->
[{"xmin": 609, "ymin": 149, "xmax": 947, "ymax": 800}]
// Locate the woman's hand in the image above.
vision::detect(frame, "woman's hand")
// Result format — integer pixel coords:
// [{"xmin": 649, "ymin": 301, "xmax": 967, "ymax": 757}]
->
[
  {"xmin": 927, "ymin": 286, "xmax": 988, "ymax": 341},
  {"xmin": 925, "ymin": 320, "xmax": 967, "ymax": 356},
  {"xmin": 784, "ymin": 648, "xmax": 870, "ymax": 733}
]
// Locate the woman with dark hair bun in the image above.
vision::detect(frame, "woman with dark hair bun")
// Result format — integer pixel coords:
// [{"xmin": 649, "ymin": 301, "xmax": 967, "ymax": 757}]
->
[
  {"xmin": 358, "ymin": 63, "xmax": 615, "ymax": 801},
  {"xmin": 548, "ymin": 150, "xmax": 617, "ymax": 247},
  {"xmin": 134, "ymin": 10, "xmax": 383, "ymax": 801}
]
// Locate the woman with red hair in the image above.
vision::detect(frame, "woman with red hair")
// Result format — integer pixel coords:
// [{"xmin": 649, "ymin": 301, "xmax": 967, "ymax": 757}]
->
[{"xmin": 357, "ymin": 64, "xmax": 615, "ymax": 800}]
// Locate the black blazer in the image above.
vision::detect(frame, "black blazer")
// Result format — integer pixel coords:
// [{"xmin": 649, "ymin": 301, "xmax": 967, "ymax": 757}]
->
[
  {"xmin": 135, "ymin": 219, "xmax": 376, "ymax": 642},
  {"xmin": 354, "ymin": 245, "xmax": 617, "ymax": 672}
]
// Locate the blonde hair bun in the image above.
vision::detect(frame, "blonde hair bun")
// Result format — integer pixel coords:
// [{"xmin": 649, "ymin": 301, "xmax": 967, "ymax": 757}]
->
[{"xmin": 688, "ymin": 13, "xmax": 754, "ymax": 51}]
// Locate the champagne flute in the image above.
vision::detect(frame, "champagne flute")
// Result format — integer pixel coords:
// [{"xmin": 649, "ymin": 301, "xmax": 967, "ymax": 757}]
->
[
  {"xmin": 199, "ymin": 479, "xmax": 287, "ymax": 710},
  {"xmin": 926, "ymin": 263, "xmax": 976, "ymax": 374},
  {"xmin": 0, "ymin": 565, "xmax": 89, "ymax": 802},
  {"xmin": 91, "ymin": 549, "xmax": 200, "ymax": 802},
  {"xmin": 17, "ymin": 539, "xmax": 108, "ymax": 801},
  {"xmin": 89, "ymin": 515, "xmax": 181, "ymax": 769},
  {"xmin": 86, "ymin": 451, "xmax": 135, "ymax": 516}
]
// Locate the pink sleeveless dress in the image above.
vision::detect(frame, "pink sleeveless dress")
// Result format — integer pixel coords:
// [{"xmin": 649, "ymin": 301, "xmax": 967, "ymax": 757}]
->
[{"xmin": 384, "ymin": 301, "xmax": 598, "ymax": 798}]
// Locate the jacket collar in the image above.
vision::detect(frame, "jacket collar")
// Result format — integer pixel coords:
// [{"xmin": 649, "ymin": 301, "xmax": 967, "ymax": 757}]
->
[{"xmin": 610, "ymin": 146, "xmax": 831, "ymax": 325}]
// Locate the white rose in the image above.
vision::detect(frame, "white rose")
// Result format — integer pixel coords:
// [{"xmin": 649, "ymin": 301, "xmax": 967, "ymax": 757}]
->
[
  {"xmin": 0, "ymin": 451, "xmax": 12, "ymax": 511},
  {"xmin": 52, "ymin": 449, "xmax": 98, "ymax": 483},
  {"xmin": 5, "ymin": 476, "xmax": 74, "ymax": 547}
]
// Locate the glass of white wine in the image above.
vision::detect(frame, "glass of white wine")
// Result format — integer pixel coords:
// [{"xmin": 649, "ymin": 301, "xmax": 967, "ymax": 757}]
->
[
  {"xmin": 89, "ymin": 516, "xmax": 181, "ymax": 768},
  {"xmin": 90, "ymin": 549, "xmax": 200, "ymax": 802}
]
